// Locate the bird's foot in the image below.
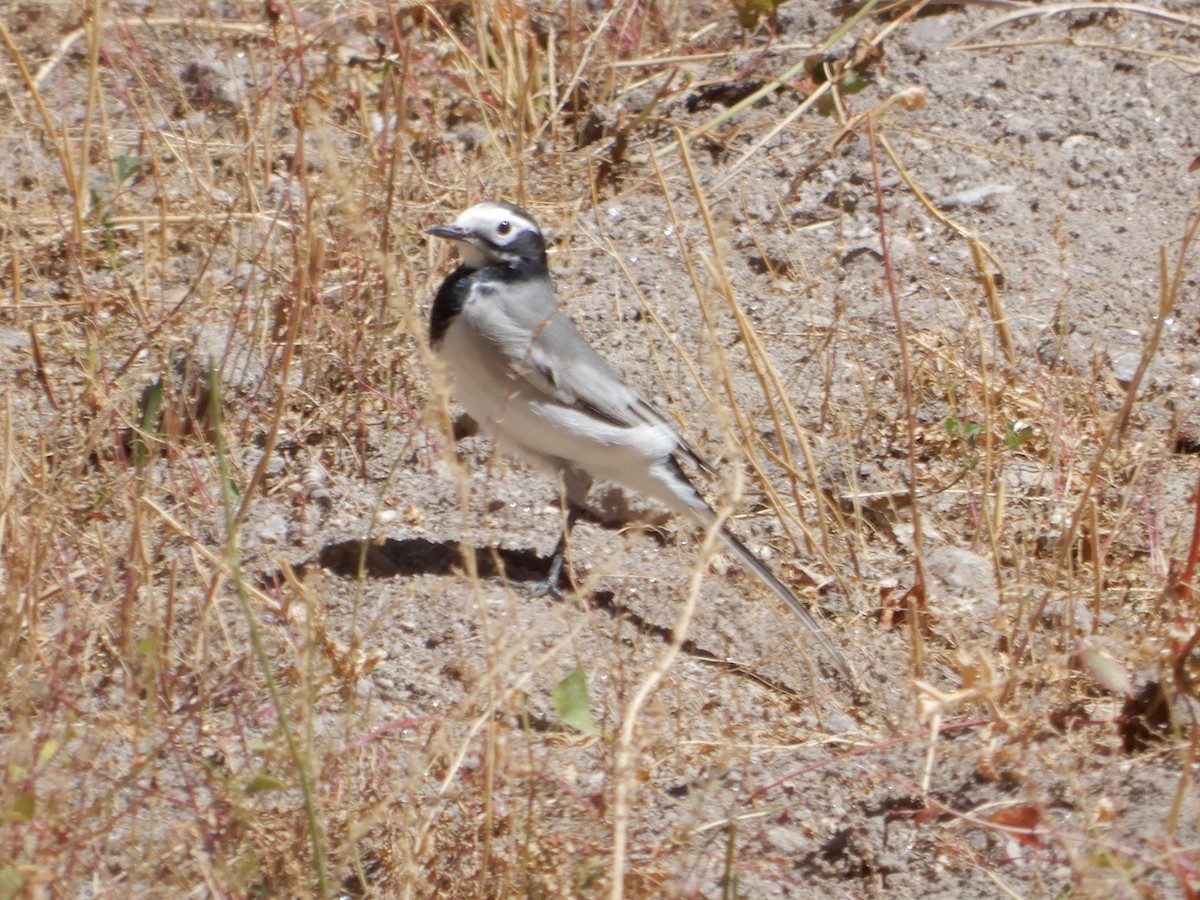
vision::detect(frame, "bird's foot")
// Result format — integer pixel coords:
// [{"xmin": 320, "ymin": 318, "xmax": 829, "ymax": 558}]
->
[
  {"xmin": 528, "ymin": 576, "xmax": 565, "ymax": 600},
  {"xmin": 529, "ymin": 533, "xmax": 569, "ymax": 599}
]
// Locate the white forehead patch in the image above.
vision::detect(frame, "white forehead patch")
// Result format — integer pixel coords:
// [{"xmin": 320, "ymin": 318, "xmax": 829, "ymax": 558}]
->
[{"xmin": 454, "ymin": 202, "xmax": 540, "ymax": 238}]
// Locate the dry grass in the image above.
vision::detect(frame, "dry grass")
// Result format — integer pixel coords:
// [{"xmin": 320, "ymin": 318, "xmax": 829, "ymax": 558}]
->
[{"xmin": 0, "ymin": 0, "xmax": 1197, "ymax": 896}]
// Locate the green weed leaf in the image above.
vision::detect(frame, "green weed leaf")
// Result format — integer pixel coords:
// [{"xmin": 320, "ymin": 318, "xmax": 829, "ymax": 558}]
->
[
  {"xmin": 0, "ymin": 865, "xmax": 27, "ymax": 900},
  {"xmin": 1004, "ymin": 421, "xmax": 1034, "ymax": 450},
  {"xmin": 553, "ymin": 667, "xmax": 599, "ymax": 736},
  {"xmin": 6, "ymin": 793, "xmax": 34, "ymax": 822},
  {"xmin": 245, "ymin": 774, "xmax": 286, "ymax": 794},
  {"xmin": 131, "ymin": 377, "xmax": 164, "ymax": 469},
  {"xmin": 115, "ymin": 155, "xmax": 142, "ymax": 183}
]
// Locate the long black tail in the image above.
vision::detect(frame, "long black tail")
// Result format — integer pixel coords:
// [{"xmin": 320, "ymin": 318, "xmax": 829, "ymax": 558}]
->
[
  {"xmin": 715, "ymin": 523, "xmax": 852, "ymax": 680},
  {"xmin": 650, "ymin": 456, "xmax": 852, "ymax": 680}
]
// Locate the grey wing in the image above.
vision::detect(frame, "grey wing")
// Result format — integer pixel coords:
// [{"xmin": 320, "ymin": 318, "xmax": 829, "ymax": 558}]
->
[
  {"xmin": 468, "ymin": 276, "xmax": 713, "ymax": 473},
  {"xmin": 520, "ymin": 305, "xmax": 715, "ymax": 476}
]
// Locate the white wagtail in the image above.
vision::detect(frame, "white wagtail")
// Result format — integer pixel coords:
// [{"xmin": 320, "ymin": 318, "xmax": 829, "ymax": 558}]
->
[{"xmin": 426, "ymin": 201, "xmax": 850, "ymax": 679}]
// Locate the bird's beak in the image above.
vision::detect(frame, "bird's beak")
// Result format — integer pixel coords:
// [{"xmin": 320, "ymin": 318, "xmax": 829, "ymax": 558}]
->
[
  {"xmin": 425, "ymin": 224, "xmax": 467, "ymax": 241},
  {"xmin": 426, "ymin": 222, "xmax": 491, "ymax": 269}
]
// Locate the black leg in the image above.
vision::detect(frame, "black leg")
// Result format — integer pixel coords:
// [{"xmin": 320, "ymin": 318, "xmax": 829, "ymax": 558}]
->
[{"xmin": 531, "ymin": 502, "xmax": 584, "ymax": 599}]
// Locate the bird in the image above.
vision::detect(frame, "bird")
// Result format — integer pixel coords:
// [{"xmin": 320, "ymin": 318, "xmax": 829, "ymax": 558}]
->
[{"xmin": 426, "ymin": 200, "xmax": 850, "ymax": 680}]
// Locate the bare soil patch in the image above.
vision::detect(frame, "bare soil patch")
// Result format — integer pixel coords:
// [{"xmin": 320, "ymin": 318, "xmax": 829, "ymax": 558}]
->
[{"xmin": 1, "ymin": 1, "xmax": 1198, "ymax": 896}]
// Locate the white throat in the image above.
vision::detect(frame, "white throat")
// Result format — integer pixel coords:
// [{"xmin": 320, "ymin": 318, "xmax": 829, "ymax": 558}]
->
[{"xmin": 454, "ymin": 239, "xmax": 491, "ymax": 270}]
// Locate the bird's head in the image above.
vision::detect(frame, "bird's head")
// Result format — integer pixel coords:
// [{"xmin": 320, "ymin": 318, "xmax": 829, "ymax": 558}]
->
[{"xmin": 426, "ymin": 201, "xmax": 546, "ymax": 270}]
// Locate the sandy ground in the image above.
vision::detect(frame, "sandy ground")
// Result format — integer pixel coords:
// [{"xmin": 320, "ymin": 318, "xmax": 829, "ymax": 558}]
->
[{"xmin": 1, "ymin": 0, "xmax": 1198, "ymax": 896}]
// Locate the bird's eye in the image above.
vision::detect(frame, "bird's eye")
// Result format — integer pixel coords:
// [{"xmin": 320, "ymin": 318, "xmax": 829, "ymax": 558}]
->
[{"xmin": 497, "ymin": 220, "xmax": 511, "ymax": 236}]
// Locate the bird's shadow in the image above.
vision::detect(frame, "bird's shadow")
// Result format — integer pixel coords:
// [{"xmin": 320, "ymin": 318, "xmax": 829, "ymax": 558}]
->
[
  {"xmin": 312, "ymin": 536, "xmax": 692, "ymax": 660},
  {"xmin": 306, "ymin": 536, "xmax": 809, "ymax": 697},
  {"xmin": 316, "ymin": 536, "xmax": 552, "ymax": 584}
]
